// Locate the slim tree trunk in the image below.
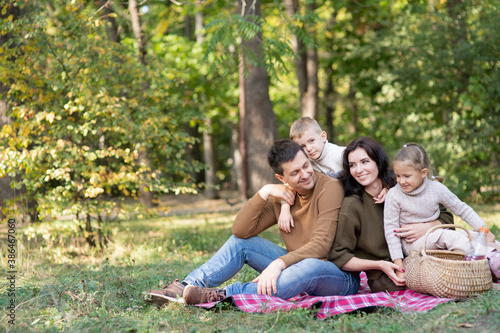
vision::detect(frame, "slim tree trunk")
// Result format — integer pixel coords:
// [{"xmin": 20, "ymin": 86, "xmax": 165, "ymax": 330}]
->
[
  {"xmin": 128, "ymin": 0, "xmax": 146, "ymax": 66},
  {"xmin": 284, "ymin": 0, "xmax": 307, "ymax": 110},
  {"xmin": 301, "ymin": 0, "xmax": 318, "ymax": 119},
  {"xmin": 0, "ymin": 1, "xmax": 38, "ymax": 222},
  {"xmin": 284, "ymin": 0, "xmax": 318, "ymax": 119},
  {"xmin": 238, "ymin": 51, "xmax": 248, "ymax": 200},
  {"xmin": 324, "ymin": 10, "xmax": 337, "ymax": 141},
  {"xmin": 348, "ymin": 78, "xmax": 360, "ymax": 135},
  {"xmin": 195, "ymin": 10, "xmax": 218, "ymax": 199},
  {"xmin": 98, "ymin": 0, "xmax": 120, "ymax": 43},
  {"xmin": 129, "ymin": 0, "xmax": 154, "ymax": 207}
]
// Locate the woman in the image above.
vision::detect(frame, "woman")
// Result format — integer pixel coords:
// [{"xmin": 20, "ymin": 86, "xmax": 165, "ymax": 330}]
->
[{"xmin": 328, "ymin": 137, "xmax": 454, "ymax": 292}]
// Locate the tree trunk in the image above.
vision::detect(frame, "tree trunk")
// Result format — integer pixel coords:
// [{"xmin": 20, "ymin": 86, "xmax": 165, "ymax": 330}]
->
[
  {"xmin": 128, "ymin": 0, "xmax": 146, "ymax": 66},
  {"xmin": 240, "ymin": 0, "xmax": 278, "ymax": 196},
  {"xmin": 446, "ymin": 0, "xmax": 469, "ymax": 125},
  {"xmin": 230, "ymin": 121, "xmax": 241, "ymax": 191},
  {"xmin": 324, "ymin": 67, "xmax": 335, "ymax": 141},
  {"xmin": 128, "ymin": 0, "xmax": 154, "ymax": 207},
  {"xmin": 98, "ymin": 0, "xmax": 120, "ymax": 43},
  {"xmin": 238, "ymin": 51, "xmax": 248, "ymax": 200},
  {"xmin": 284, "ymin": 0, "xmax": 307, "ymax": 110},
  {"xmin": 203, "ymin": 119, "xmax": 218, "ymax": 199},
  {"xmin": 284, "ymin": 0, "xmax": 318, "ymax": 119},
  {"xmin": 0, "ymin": 2, "xmax": 17, "ymax": 212},
  {"xmin": 195, "ymin": 10, "xmax": 218, "ymax": 199},
  {"xmin": 0, "ymin": 1, "xmax": 38, "ymax": 222},
  {"xmin": 348, "ymin": 78, "xmax": 360, "ymax": 135},
  {"xmin": 324, "ymin": 10, "xmax": 337, "ymax": 141},
  {"xmin": 301, "ymin": 0, "xmax": 318, "ymax": 119}
]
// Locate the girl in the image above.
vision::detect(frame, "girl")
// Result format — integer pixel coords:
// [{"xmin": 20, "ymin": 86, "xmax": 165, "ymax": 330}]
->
[
  {"xmin": 328, "ymin": 137, "xmax": 454, "ymax": 292},
  {"xmin": 384, "ymin": 143, "xmax": 500, "ymax": 282}
]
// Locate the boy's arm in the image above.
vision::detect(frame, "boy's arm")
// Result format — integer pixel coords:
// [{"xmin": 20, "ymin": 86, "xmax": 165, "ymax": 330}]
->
[
  {"xmin": 278, "ymin": 201, "xmax": 294, "ymax": 233},
  {"xmin": 232, "ymin": 184, "xmax": 294, "ymax": 238}
]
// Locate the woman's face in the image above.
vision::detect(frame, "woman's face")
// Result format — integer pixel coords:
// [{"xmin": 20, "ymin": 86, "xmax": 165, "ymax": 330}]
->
[{"xmin": 348, "ymin": 148, "xmax": 380, "ymax": 187}]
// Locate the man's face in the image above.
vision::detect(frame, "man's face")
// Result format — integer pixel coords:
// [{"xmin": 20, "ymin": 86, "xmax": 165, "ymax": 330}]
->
[
  {"xmin": 292, "ymin": 129, "xmax": 327, "ymax": 160},
  {"xmin": 276, "ymin": 150, "xmax": 316, "ymax": 195}
]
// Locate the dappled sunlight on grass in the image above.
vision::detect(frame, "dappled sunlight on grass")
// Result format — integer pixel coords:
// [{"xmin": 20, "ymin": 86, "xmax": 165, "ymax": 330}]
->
[
  {"xmin": 455, "ymin": 203, "xmax": 500, "ymax": 236},
  {"xmin": 1, "ymin": 205, "xmax": 498, "ymax": 331}
]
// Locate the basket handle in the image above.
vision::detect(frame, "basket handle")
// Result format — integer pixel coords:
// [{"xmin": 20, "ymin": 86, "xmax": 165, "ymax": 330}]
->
[{"xmin": 419, "ymin": 224, "xmax": 472, "ymax": 257}]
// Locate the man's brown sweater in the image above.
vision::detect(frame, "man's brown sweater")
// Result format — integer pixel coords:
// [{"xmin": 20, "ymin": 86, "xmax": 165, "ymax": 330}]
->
[{"xmin": 232, "ymin": 172, "xmax": 344, "ymax": 268}]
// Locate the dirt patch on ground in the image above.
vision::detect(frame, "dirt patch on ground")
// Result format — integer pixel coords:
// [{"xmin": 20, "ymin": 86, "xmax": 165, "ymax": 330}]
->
[{"xmin": 159, "ymin": 190, "xmax": 244, "ymax": 216}]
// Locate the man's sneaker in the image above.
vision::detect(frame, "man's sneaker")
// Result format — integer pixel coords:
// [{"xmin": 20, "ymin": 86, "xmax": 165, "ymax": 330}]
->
[
  {"xmin": 183, "ymin": 285, "xmax": 226, "ymax": 305},
  {"xmin": 144, "ymin": 279, "xmax": 186, "ymax": 306},
  {"xmin": 488, "ymin": 251, "xmax": 500, "ymax": 283}
]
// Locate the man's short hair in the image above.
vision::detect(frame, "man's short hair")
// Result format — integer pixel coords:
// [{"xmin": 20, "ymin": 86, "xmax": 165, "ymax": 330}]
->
[
  {"xmin": 268, "ymin": 140, "xmax": 306, "ymax": 175},
  {"xmin": 289, "ymin": 117, "xmax": 323, "ymax": 140}
]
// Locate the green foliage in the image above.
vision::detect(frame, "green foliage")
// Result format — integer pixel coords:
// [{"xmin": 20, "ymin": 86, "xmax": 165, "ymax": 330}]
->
[
  {"xmin": 0, "ymin": 1, "xmax": 203, "ymax": 226},
  {"xmin": 380, "ymin": 0, "xmax": 500, "ymax": 201},
  {"xmin": 318, "ymin": 0, "xmax": 499, "ymax": 202}
]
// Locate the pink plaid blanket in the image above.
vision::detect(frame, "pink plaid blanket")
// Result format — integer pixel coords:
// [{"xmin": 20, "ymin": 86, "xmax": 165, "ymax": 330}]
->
[{"xmin": 196, "ymin": 272, "xmax": 455, "ymax": 319}]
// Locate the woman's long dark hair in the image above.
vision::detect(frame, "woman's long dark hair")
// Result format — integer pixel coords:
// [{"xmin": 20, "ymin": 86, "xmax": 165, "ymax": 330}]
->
[{"xmin": 338, "ymin": 137, "xmax": 396, "ymax": 201}]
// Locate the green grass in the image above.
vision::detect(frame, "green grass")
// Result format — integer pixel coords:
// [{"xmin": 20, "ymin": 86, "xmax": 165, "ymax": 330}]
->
[{"xmin": 1, "ymin": 204, "xmax": 499, "ymax": 332}]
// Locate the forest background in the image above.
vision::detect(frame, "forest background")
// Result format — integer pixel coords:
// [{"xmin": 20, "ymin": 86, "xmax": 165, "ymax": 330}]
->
[
  {"xmin": 0, "ymin": 0, "xmax": 499, "ymax": 241},
  {"xmin": 0, "ymin": 0, "xmax": 500, "ymax": 331}
]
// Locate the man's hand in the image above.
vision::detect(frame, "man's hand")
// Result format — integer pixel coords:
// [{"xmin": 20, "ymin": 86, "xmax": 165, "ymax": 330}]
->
[
  {"xmin": 259, "ymin": 184, "xmax": 295, "ymax": 205},
  {"xmin": 252, "ymin": 259, "xmax": 286, "ymax": 296}
]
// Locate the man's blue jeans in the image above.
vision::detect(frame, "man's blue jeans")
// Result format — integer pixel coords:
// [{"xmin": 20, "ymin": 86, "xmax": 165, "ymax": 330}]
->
[{"xmin": 183, "ymin": 235, "xmax": 359, "ymax": 299}]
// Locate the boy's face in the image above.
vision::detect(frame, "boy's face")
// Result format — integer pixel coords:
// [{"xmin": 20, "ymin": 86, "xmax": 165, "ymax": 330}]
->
[{"xmin": 292, "ymin": 129, "xmax": 327, "ymax": 160}]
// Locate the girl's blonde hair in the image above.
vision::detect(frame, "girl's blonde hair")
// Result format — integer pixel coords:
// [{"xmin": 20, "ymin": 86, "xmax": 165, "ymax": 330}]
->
[{"xmin": 393, "ymin": 143, "xmax": 443, "ymax": 182}]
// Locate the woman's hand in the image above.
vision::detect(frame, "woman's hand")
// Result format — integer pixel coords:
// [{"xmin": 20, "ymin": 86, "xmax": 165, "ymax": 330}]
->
[
  {"xmin": 395, "ymin": 220, "xmax": 441, "ymax": 243},
  {"xmin": 341, "ymin": 257, "xmax": 405, "ymax": 286},
  {"xmin": 378, "ymin": 261, "xmax": 405, "ymax": 286}
]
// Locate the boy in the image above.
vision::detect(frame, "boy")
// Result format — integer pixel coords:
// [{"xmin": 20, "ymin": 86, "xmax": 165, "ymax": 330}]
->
[
  {"xmin": 289, "ymin": 117, "xmax": 345, "ymax": 178},
  {"xmin": 278, "ymin": 117, "xmax": 346, "ymax": 233}
]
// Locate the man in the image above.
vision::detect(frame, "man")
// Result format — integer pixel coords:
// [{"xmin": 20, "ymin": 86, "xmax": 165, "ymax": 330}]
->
[{"xmin": 145, "ymin": 140, "xmax": 357, "ymax": 306}]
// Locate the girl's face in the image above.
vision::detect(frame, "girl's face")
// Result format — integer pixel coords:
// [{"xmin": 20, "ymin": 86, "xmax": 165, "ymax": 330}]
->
[
  {"xmin": 393, "ymin": 161, "xmax": 427, "ymax": 193},
  {"xmin": 348, "ymin": 148, "xmax": 380, "ymax": 188}
]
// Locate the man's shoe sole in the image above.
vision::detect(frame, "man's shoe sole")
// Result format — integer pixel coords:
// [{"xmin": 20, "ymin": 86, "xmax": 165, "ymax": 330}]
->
[{"xmin": 144, "ymin": 291, "xmax": 186, "ymax": 305}]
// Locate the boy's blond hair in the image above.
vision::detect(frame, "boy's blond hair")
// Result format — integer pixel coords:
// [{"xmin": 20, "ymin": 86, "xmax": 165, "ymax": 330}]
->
[{"xmin": 289, "ymin": 117, "xmax": 323, "ymax": 140}]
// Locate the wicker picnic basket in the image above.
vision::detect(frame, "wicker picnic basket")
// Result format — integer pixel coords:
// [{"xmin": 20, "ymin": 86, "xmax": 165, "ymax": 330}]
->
[{"xmin": 405, "ymin": 224, "xmax": 492, "ymax": 298}]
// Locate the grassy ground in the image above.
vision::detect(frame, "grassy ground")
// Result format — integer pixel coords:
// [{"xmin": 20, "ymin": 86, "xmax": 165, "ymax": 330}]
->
[{"xmin": 1, "ymin": 201, "xmax": 499, "ymax": 333}]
